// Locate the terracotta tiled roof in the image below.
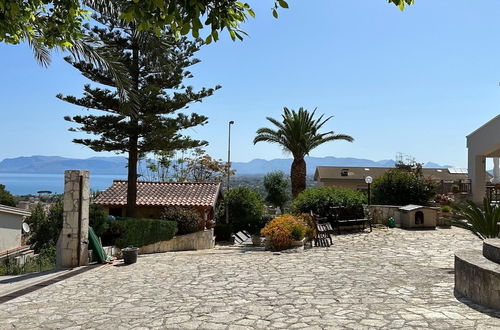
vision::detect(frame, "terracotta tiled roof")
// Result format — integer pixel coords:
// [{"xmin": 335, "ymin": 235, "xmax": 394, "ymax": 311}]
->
[{"xmin": 94, "ymin": 181, "xmax": 222, "ymax": 208}]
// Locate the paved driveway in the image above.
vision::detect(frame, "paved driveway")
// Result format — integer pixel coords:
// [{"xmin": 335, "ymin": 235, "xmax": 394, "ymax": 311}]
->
[{"xmin": 1, "ymin": 227, "xmax": 500, "ymax": 329}]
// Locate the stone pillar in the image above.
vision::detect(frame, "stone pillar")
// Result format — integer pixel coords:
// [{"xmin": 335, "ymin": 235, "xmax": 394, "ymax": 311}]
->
[
  {"xmin": 492, "ymin": 158, "xmax": 500, "ymax": 184},
  {"xmin": 469, "ymin": 153, "xmax": 486, "ymax": 205},
  {"xmin": 57, "ymin": 170, "xmax": 90, "ymax": 268}
]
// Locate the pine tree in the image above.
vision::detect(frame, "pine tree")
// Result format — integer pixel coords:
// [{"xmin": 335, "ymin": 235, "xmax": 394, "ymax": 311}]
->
[{"xmin": 58, "ymin": 10, "xmax": 220, "ymax": 217}]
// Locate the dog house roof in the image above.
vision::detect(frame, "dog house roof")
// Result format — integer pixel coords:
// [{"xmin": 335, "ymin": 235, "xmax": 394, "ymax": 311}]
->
[{"xmin": 399, "ymin": 204, "xmax": 439, "ymax": 212}]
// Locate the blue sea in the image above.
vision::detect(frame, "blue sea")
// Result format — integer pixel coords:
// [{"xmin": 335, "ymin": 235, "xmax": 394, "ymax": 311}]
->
[{"xmin": 0, "ymin": 173, "xmax": 127, "ymax": 195}]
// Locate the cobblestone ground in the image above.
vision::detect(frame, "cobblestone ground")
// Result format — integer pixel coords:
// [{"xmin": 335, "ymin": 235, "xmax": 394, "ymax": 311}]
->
[{"xmin": 2, "ymin": 227, "xmax": 500, "ymax": 329}]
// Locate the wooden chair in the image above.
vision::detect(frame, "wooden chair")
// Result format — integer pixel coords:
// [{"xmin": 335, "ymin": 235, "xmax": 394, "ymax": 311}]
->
[{"xmin": 310, "ymin": 211, "xmax": 333, "ymax": 247}]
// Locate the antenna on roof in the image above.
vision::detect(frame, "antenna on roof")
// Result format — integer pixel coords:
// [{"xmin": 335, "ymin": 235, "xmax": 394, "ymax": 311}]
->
[{"xmin": 396, "ymin": 152, "xmax": 416, "ymax": 167}]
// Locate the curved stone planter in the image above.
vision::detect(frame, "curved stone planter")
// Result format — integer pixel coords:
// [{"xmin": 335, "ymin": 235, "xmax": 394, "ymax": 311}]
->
[
  {"xmin": 483, "ymin": 239, "xmax": 500, "ymax": 264},
  {"xmin": 455, "ymin": 249, "xmax": 500, "ymax": 310}
]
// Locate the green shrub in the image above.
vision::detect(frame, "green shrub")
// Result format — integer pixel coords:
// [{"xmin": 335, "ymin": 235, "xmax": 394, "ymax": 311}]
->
[
  {"xmin": 0, "ymin": 184, "xmax": 16, "ymax": 206},
  {"xmin": 112, "ymin": 218, "xmax": 177, "ymax": 248},
  {"xmin": 25, "ymin": 201, "xmax": 63, "ymax": 253},
  {"xmin": 291, "ymin": 186, "xmax": 367, "ymax": 216},
  {"xmin": 260, "ymin": 214, "xmax": 311, "ymax": 251},
  {"xmin": 372, "ymin": 169, "xmax": 435, "ymax": 206},
  {"xmin": 0, "ymin": 245, "xmax": 56, "ymax": 276},
  {"xmin": 453, "ymin": 198, "xmax": 500, "ymax": 240},
  {"xmin": 161, "ymin": 207, "xmax": 201, "ymax": 235},
  {"xmin": 89, "ymin": 204, "xmax": 108, "ymax": 237},
  {"xmin": 220, "ymin": 186, "xmax": 265, "ymax": 233},
  {"xmin": 440, "ymin": 205, "xmax": 452, "ymax": 213},
  {"xmin": 263, "ymin": 171, "xmax": 290, "ymax": 212}
]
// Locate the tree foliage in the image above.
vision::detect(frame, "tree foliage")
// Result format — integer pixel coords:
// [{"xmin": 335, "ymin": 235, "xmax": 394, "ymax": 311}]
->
[
  {"xmin": 1, "ymin": 0, "xmax": 414, "ymax": 49},
  {"xmin": 25, "ymin": 201, "xmax": 64, "ymax": 253},
  {"xmin": 144, "ymin": 148, "xmax": 233, "ymax": 182},
  {"xmin": 58, "ymin": 10, "xmax": 219, "ymax": 216},
  {"xmin": 254, "ymin": 107, "xmax": 353, "ymax": 198},
  {"xmin": 263, "ymin": 171, "xmax": 290, "ymax": 212},
  {"xmin": 0, "ymin": 184, "xmax": 16, "ymax": 206},
  {"xmin": 219, "ymin": 186, "xmax": 264, "ymax": 233},
  {"xmin": 291, "ymin": 186, "xmax": 366, "ymax": 216},
  {"xmin": 372, "ymin": 167, "xmax": 435, "ymax": 206},
  {"xmin": 453, "ymin": 198, "xmax": 500, "ymax": 240},
  {"xmin": 388, "ymin": 0, "xmax": 414, "ymax": 11}
]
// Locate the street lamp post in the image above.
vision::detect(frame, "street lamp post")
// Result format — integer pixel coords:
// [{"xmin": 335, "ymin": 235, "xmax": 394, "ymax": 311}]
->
[
  {"xmin": 226, "ymin": 121, "xmax": 234, "ymax": 224},
  {"xmin": 365, "ymin": 176, "xmax": 373, "ymax": 205}
]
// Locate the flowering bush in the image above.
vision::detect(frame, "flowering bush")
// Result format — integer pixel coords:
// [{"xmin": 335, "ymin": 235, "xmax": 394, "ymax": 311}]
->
[
  {"xmin": 435, "ymin": 194, "xmax": 455, "ymax": 205},
  {"xmin": 260, "ymin": 214, "xmax": 313, "ymax": 251}
]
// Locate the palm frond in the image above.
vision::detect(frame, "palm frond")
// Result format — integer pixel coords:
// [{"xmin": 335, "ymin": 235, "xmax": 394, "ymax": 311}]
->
[
  {"xmin": 453, "ymin": 198, "xmax": 500, "ymax": 239},
  {"xmin": 27, "ymin": 38, "xmax": 51, "ymax": 67}
]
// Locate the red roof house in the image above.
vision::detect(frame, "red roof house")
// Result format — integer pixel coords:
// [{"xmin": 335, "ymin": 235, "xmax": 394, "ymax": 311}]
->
[{"xmin": 94, "ymin": 180, "xmax": 222, "ymax": 220}]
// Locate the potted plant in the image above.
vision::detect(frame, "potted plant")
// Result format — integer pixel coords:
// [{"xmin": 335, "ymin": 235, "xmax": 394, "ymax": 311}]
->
[
  {"xmin": 261, "ymin": 214, "xmax": 310, "ymax": 251},
  {"xmin": 248, "ymin": 216, "xmax": 270, "ymax": 247},
  {"xmin": 438, "ymin": 205, "xmax": 453, "ymax": 228},
  {"xmin": 121, "ymin": 246, "xmax": 139, "ymax": 264}
]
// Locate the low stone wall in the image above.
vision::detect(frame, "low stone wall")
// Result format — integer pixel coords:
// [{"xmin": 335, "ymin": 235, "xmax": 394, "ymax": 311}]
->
[
  {"xmin": 139, "ymin": 229, "xmax": 215, "ymax": 254},
  {"xmin": 367, "ymin": 205, "xmax": 401, "ymax": 226}
]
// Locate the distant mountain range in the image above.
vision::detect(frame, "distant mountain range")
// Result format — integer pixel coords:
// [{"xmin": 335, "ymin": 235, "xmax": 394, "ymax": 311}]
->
[{"xmin": 0, "ymin": 155, "xmax": 454, "ymax": 176}]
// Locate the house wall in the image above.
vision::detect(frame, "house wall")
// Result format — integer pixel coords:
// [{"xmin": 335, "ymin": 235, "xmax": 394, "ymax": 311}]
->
[
  {"xmin": 0, "ymin": 212, "xmax": 23, "ymax": 252},
  {"xmin": 319, "ymin": 180, "xmax": 366, "ymax": 190}
]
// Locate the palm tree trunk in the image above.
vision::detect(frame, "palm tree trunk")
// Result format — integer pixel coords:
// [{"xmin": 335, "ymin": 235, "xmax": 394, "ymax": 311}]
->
[{"xmin": 291, "ymin": 157, "xmax": 306, "ymax": 199}]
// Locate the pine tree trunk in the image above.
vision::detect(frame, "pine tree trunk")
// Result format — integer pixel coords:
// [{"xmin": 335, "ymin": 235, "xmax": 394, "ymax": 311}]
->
[
  {"xmin": 291, "ymin": 157, "xmax": 306, "ymax": 199},
  {"xmin": 126, "ymin": 131, "xmax": 139, "ymax": 218},
  {"xmin": 126, "ymin": 36, "xmax": 140, "ymax": 218}
]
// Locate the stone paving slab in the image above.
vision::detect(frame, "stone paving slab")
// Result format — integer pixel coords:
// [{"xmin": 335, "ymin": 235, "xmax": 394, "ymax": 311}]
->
[{"xmin": 1, "ymin": 227, "xmax": 500, "ymax": 329}]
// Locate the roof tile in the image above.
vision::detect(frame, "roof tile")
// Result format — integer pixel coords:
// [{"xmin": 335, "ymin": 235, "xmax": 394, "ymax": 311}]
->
[{"xmin": 94, "ymin": 181, "xmax": 221, "ymax": 207}]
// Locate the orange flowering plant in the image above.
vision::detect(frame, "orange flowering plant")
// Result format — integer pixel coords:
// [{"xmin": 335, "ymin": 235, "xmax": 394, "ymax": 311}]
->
[{"xmin": 260, "ymin": 214, "xmax": 314, "ymax": 251}]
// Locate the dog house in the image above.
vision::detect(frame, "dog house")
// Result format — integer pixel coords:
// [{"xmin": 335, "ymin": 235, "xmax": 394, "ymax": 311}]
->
[{"xmin": 398, "ymin": 205, "xmax": 438, "ymax": 229}]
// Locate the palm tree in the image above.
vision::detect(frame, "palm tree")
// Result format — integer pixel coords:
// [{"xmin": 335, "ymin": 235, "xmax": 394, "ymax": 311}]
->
[
  {"xmin": 254, "ymin": 107, "xmax": 354, "ymax": 198},
  {"xmin": 453, "ymin": 198, "xmax": 500, "ymax": 239}
]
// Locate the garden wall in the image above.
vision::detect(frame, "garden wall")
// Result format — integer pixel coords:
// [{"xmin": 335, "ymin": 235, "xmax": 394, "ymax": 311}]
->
[
  {"xmin": 367, "ymin": 205, "xmax": 401, "ymax": 226},
  {"xmin": 138, "ymin": 229, "xmax": 215, "ymax": 254}
]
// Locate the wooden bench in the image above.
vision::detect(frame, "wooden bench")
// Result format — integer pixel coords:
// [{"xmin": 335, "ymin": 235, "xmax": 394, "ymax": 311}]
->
[
  {"xmin": 329, "ymin": 205, "xmax": 372, "ymax": 234},
  {"xmin": 310, "ymin": 211, "xmax": 333, "ymax": 247}
]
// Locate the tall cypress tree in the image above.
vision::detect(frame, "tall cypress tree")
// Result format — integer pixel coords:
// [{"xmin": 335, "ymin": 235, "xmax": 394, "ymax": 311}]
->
[{"xmin": 58, "ymin": 10, "xmax": 219, "ymax": 217}]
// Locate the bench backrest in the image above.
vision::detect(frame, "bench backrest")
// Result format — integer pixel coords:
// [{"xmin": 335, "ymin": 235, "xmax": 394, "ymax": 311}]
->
[{"xmin": 330, "ymin": 205, "xmax": 365, "ymax": 220}]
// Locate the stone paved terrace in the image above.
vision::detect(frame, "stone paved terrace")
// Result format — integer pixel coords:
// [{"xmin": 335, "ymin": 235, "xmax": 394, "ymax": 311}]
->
[{"xmin": 2, "ymin": 227, "xmax": 500, "ymax": 329}]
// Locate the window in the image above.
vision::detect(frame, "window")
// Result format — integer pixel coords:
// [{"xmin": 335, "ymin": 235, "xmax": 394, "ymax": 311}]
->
[{"xmin": 341, "ymin": 169, "xmax": 349, "ymax": 177}]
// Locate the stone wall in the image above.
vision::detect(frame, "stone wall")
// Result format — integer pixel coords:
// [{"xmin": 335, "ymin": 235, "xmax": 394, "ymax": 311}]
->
[
  {"xmin": 137, "ymin": 229, "xmax": 215, "ymax": 254},
  {"xmin": 57, "ymin": 170, "xmax": 90, "ymax": 268},
  {"xmin": 367, "ymin": 205, "xmax": 401, "ymax": 226}
]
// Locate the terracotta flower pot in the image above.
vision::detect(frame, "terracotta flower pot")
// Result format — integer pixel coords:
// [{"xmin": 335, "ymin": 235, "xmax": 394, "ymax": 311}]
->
[{"xmin": 251, "ymin": 235, "xmax": 262, "ymax": 246}]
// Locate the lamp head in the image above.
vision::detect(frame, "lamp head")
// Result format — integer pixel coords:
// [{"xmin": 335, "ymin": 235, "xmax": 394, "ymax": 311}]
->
[
  {"xmin": 365, "ymin": 176, "xmax": 373, "ymax": 184},
  {"xmin": 229, "ymin": 121, "xmax": 234, "ymax": 125}
]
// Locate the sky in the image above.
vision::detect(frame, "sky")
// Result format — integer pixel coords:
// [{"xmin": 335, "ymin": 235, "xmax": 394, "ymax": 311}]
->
[{"xmin": 1, "ymin": 0, "xmax": 500, "ymax": 168}]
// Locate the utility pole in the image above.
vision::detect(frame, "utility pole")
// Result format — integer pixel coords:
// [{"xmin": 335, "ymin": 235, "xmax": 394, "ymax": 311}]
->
[{"xmin": 225, "ymin": 120, "xmax": 234, "ymax": 224}]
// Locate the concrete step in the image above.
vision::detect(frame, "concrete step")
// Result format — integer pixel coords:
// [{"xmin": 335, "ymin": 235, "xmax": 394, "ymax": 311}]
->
[
  {"xmin": 455, "ymin": 250, "xmax": 500, "ymax": 310},
  {"xmin": 483, "ymin": 239, "xmax": 500, "ymax": 264}
]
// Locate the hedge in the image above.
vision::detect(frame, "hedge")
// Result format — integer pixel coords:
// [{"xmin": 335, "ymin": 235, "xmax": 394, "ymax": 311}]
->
[
  {"xmin": 291, "ymin": 186, "xmax": 367, "ymax": 216},
  {"xmin": 113, "ymin": 218, "xmax": 177, "ymax": 249}
]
